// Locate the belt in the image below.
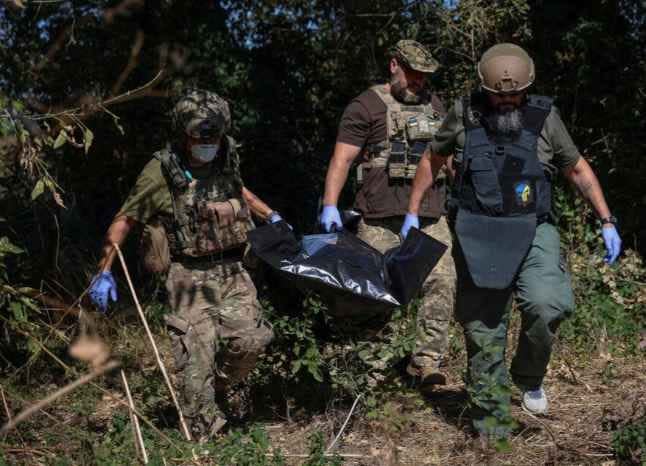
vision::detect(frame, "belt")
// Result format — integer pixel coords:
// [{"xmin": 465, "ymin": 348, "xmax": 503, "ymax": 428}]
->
[{"xmin": 174, "ymin": 246, "xmax": 245, "ymax": 267}]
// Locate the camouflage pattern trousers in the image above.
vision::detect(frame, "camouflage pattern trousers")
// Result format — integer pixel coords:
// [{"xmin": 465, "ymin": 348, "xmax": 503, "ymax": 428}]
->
[
  {"xmin": 164, "ymin": 260, "xmax": 273, "ymax": 439},
  {"xmin": 356, "ymin": 215, "xmax": 456, "ymax": 369}
]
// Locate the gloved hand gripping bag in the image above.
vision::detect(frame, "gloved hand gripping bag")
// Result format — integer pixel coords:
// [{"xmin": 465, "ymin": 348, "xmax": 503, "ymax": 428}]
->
[{"xmin": 384, "ymin": 227, "xmax": 448, "ymax": 305}]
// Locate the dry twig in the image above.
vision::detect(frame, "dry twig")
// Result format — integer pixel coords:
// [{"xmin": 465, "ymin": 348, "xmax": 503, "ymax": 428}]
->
[
  {"xmin": 326, "ymin": 394, "xmax": 362, "ymax": 453},
  {"xmin": 0, "ymin": 360, "xmax": 119, "ymax": 435},
  {"xmin": 113, "ymin": 242, "xmax": 192, "ymax": 441},
  {"xmin": 120, "ymin": 370, "xmax": 148, "ymax": 464}
]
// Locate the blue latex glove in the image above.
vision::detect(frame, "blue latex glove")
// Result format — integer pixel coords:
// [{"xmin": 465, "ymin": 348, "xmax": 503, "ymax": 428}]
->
[
  {"xmin": 319, "ymin": 205, "xmax": 343, "ymax": 232},
  {"xmin": 268, "ymin": 212, "xmax": 283, "ymax": 223},
  {"xmin": 269, "ymin": 211, "xmax": 293, "ymax": 230},
  {"xmin": 602, "ymin": 224, "xmax": 622, "ymax": 265},
  {"xmin": 400, "ymin": 213, "xmax": 420, "ymax": 240},
  {"xmin": 89, "ymin": 271, "xmax": 118, "ymax": 313}
]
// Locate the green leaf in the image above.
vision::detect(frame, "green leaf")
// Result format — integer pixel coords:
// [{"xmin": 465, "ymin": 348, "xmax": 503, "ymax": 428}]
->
[
  {"xmin": 10, "ymin": 301, "xmax": 26, "ymax": 322},
  {"xmin": 0, "ymin": 237, "xmax": 24, "ymax": 255},
  {"xmin": 53, "ymin": 130, "xmax": 67, "ymax": 149},
  {"xmin": 31, "ymin": 179, "xmax": 45, "ymax": 200},
  {"xmin": 83, "ymin": 128, "xmax": 94, "ymax": 154}
]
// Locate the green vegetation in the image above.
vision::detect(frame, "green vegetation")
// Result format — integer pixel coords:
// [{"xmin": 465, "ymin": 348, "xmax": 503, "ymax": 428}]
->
[{"xmin": 0, "ymin": 0, "xmax": 644, "ymax": 464}]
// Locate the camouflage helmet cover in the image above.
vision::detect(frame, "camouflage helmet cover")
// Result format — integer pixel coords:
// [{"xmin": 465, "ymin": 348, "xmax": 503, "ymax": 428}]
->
[
  {"xmin": 389, "ymin": 39, "xmax": 439, "ymax": 73},
  {"xmin": 478, "ymin": 43, "xmax": 535, "ymax": 94},
  {"xmin": 172, "ymin": 89, "xmax": 231, "ymax": 139}
]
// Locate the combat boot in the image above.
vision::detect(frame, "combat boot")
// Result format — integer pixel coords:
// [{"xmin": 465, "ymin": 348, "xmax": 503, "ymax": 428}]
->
[{"xmin": 406, "ymin": 358, "xmax": 447, "ymax": 386}]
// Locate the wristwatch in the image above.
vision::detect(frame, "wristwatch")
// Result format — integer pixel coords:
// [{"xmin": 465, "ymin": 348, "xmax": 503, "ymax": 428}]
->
[{"xmin": 600, "ymin": 215, "xmax": 618, "ymax": 226}]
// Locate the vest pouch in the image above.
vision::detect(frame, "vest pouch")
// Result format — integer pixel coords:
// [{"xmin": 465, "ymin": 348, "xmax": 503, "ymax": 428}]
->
[
  {"xmin": 193, "ymin": 199, "xmax": 253, "ymax": 255},
  {"xmin": 406, "ymin": 114, "xmax": 440, "ymax": 141},
  {"xmin": 387, "ymin": 140, "xmax": 408, "ymax": 179},
  {"xmin": 140, "ymin": 219, "xmax": 171, "ymax": 273},
  {"xmin": 468, "ymin": 156, "xmax": 504, "ymax": 215}
]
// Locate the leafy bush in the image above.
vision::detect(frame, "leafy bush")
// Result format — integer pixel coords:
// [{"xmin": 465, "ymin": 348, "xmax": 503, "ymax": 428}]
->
[
  {"xmin": 612, "ymin": 416, "xmax": 646, "ymax": 465},
  {"xmin": 215, "ymin": 426, "xmax": 286, "ymax": 466}
]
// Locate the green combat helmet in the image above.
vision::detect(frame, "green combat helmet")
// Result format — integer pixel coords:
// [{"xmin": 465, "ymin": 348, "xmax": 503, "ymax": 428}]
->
[
  {"xmin": 389, "ymin": 39, "xmax": 439, "ymax": 73},
  {"xmin": 172, "ymin": 89, "xmax": 231, "ymax": 139},
  {"xmin": 478, "ymin": 43, "xmax": 535, "ymax": 94}
]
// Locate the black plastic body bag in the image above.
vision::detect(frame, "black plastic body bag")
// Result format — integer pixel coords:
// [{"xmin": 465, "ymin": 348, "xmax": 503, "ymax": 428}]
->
[{"xmin": 247, "ymin": 221, "xmax": 447, "ymax": 315}]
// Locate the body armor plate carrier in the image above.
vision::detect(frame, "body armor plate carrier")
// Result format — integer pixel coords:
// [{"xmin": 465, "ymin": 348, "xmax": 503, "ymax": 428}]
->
[
  {"xmin": 357, "ymin": 85, "xmax": 444, "ymax": 183},
  {"xmin": 155, "ymin": 136, "xmax": 254, "ymax": 259},
  {"xmin": 452, "ymin": 93, "xmax": 553, "ymax": 289}
]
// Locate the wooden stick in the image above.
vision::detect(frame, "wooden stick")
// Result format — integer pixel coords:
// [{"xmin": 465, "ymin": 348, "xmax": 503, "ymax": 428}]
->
[
  {"xmin": 112, "ymin": 243, "xmax": 192, "ymax": 441},
  {"xmin": 1, "ymin": 386, "xmax": 12, "ymax": 423},
  {"xmin": 120, "ymin": 370, "xmax": 148, "ymax": 464},
  {"xmin": 326, "ymin": 394, "xmax": 362, "ymax": 453},
  {"xmin": 0, "ymin": 385, "xmax": 20, "ymax": 443},
  {"xmin": 0, "ymin": 360, "xmax": 119, "ymax": 435},
  {"xmin": 267, "ymin": 453, "xmax": 368, "ymax": 459},
  {"xmin": 0, "ymin": 385, "xmax": 61, "ymax": 425}
]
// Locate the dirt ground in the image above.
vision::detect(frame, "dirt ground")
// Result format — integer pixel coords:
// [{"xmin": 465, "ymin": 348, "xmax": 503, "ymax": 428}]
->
[
  {"xmin": 1, "ymin": 322, "xmax": 644, "ymax": 466},
  {"xmin": 260, "ymin": 354, "xmax": 645, "ymax": 466}
]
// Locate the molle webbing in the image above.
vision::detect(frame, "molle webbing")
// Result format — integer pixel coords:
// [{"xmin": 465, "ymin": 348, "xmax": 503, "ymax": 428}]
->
[
  {"xmin": 357, "ymin": 85, "xmax": 442, "ymax": 182},
  {"xmin": 457, "ymin": 93, "xmax": 553, "ymax": 217}
]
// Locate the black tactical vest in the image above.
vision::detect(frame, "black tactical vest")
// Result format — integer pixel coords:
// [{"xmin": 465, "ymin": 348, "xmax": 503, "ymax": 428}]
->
[{"xmin": 453, "ymin": 93, "xmax": 553, "ymax": 289}]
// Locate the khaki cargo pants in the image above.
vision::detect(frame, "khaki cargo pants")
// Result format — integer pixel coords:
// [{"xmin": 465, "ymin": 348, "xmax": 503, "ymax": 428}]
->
[
  {"xmin": 165, "ymin": 260, "xmax": 273, "ymax": 439},
  {"xmin": 356, "ymin": 215, "xmax": 456, "ymax": 369}
]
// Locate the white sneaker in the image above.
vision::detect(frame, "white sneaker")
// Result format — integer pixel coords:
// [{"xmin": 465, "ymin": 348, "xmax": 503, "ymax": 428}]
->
[{"xmin": 521, "ymin": 386, "xmax": 548, "ymax": 415}]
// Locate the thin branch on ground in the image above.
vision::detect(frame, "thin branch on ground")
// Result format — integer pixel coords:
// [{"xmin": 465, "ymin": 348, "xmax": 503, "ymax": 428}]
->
[
  {"xmin": 113, "ymin": 242, "xmax": 192, "ymax": 441},
  {"xmin": 0, "ymin": 360, "xmax": 119, "ymax": 435},
  {"xmin": 120, "ymin": 370, "xmax": 148, "ymax": 464},
  {"xmin": 326, "ymin": 394, "xmax": 362, "ymax": 453}
]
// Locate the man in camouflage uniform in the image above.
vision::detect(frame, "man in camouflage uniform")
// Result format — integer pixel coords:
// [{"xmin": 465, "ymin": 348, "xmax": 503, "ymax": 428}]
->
[
  {"xmin": 319, "ymin": 40, "xmax": 456, "ymax": 385},
  {"xmin": 404, "ymin": 43, "xmax": 622, "ymax": 441},
  {"xmin": 89, "ymin": 90, "xmax": 282, "ymax": 440}
]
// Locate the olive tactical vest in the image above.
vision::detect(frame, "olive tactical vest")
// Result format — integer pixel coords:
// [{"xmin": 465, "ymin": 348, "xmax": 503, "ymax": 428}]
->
[
  {"xmin": 155, "ymin": 136, "xmax": 254, "ymax": 259},
  {"xmin": 358, "ymin": 85, "xmax": 443, "ymax": 183},
  {"xmin": 452, "ymin": 93, "xmax": 553, "ymax": 289}
]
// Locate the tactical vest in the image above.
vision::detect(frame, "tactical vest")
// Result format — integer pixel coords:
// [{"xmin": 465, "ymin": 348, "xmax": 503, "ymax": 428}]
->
[
  {"xmin": 452, "ymin": 93, "xmax": 553, "ymax": 289},
  {"xmin": 357, "ymin": 85, "xmax": 443, "ymax": 183},
  {"xmin": 156, "ymin": 136, "xmax": 254, "ymax": 259}
]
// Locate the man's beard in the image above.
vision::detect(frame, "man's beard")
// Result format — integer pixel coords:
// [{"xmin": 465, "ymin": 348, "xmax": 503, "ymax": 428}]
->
[
  {"xmin": 390, "ymin": 79, "xmax": 425, "ymax": 104},
  {"xmin": 490, "ymin": 108, "xmax": 523, "ymax": 137}
]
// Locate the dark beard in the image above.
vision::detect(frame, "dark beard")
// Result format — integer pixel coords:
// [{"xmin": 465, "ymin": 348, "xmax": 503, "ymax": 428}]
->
[{"xmin": 390, "ymin": 80, "xmax": 426, "ymax": 104}]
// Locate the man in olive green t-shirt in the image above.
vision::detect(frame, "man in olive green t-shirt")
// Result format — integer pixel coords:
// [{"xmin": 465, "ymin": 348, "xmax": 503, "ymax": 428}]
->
[
  {"xmin": 88, "ymin": 90, "xmax": 285, "ymax": 441},
  {"xmin": 402, "ymin": 44, "xmax": 622, "ymax": 442}
]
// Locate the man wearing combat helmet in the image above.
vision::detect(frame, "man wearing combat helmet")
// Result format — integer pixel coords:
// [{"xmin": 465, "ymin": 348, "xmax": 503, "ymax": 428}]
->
[
  {"xmin": 319, "ymin": 39, "xmax": 456, "ymax": 386},
  {"xmin": 404, "ymin": 43, "xmax": 622, "ymax": 441},
  {"xmin": 88, "ymin": 89, "xmax": 284, "ymax": 440}
]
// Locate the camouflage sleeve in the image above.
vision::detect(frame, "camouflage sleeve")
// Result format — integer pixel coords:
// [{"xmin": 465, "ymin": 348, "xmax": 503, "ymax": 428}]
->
[
  {"xmin": 116, "ymin": 159, "xmax": 173, "ymax": 224},
  {"xmin": 430, "ymin": 101, "xmax": 462, "ymax": 157},
  {"xmin": 540, "ymin": 106, "xmax": 581, "ymax": 170},
  {"xmin": 335, "ymin": 99, "xmax": 372, "ymax": 148}
]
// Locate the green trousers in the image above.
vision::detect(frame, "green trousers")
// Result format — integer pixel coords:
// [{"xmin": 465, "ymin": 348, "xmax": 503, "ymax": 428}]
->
[{"xmin": 454, "ymin": 222, "xmax": 574, "ymax": 437}]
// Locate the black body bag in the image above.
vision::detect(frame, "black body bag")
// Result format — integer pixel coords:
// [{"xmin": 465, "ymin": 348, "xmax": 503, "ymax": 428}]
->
[{"xmin": 247, "ymin": 220, "xmax": 447, "ymax": 315}]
